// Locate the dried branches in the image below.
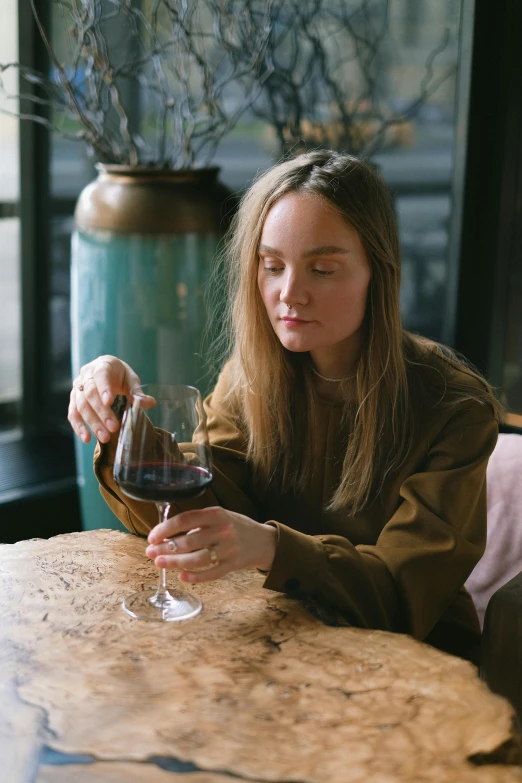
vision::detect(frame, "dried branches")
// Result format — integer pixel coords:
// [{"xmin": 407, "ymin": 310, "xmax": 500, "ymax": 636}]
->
[
  {"xmin": 0, "ymin": 0, "xmax": 280, "ymax": 167},
  {"xmin": 247, "ymin": 0, "xmax": 457, "ymax": 158},
  {"xmin": 0, "ymin": 0, "xmax": 457, "ymax": 167}
]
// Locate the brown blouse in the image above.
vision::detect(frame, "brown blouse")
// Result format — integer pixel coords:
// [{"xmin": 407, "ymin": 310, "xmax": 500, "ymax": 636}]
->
[{"xmin": 94, "ymin": 351, "xmax": 499, "ymax": 663}]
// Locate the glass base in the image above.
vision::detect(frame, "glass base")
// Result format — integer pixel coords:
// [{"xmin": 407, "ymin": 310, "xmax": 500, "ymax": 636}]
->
[{"xmin": 122, "ymin": 588, "xmax": 202, "ymax": 622}]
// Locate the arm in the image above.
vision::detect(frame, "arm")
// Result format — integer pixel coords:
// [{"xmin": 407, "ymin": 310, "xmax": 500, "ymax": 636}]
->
[{"xmin": 262, "ymin": 405, "xmax": 498, "ymax": 640}]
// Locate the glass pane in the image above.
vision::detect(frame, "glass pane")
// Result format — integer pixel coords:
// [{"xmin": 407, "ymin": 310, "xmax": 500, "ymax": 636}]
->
[
  {"xmin": 214, "ymin": 0, "xmax": 462, "ymax": 343},
  {"xmin": 0, "ymin": 218, "xmax": 21, "ymax": 410},
  {"xmin": 49, "ymin": 2, "xmax": 99, "ymax": 198},
  {"xmin": 0, "ymin": 0, "xmax": 20, "ymax": 432},
  {"xmin": 46, "ymin": 0, "xmax": 464, "ymax": 407},
  {"xmin": 376, "ymin": 0, "xmax": 461, "ymax": 342},
  {"xmin": 0, "ymin": 0, "xmax": 19, "ymax": 202},
  {"xmin": 50, "ymin": 215, "xmax": 74, "ymax": 396}
]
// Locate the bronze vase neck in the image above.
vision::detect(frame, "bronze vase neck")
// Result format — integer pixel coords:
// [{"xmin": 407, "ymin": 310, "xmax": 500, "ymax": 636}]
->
[{"xmin": 75, "ymin": 166, "xmax": 231, "ymax": 235}]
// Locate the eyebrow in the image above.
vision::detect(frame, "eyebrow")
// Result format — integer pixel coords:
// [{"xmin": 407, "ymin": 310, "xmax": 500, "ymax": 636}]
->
[{"xmin": 258, "ymin": 244, "xmax": 350, "ymax": 258}]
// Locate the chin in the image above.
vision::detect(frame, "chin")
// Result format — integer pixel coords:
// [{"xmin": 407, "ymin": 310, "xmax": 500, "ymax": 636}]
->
[{"xmin": 278, "ymin": 336, "xmax": 315, "ymax": 353}]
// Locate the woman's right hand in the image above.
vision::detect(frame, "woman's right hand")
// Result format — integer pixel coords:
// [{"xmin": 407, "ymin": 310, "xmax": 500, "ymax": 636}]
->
[{"xmin": 68, "ymin": 355, "xmax": 141, "ymax": 444}]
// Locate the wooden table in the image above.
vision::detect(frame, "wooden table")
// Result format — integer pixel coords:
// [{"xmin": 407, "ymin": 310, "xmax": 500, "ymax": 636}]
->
[{"xmin": 1, "ymin": 529, "xmax": 522, "ymax": 783}]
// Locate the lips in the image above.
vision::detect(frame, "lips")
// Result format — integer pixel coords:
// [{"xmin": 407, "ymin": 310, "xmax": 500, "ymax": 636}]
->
[{"xmin": 281, "ymin": 316, "xmax": 311, "ymax": 326}]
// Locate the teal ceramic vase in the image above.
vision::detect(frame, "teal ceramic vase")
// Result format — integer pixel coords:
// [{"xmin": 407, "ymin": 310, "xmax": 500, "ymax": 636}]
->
[{"xmin": 71, "ymin": 165, "xmax": 230, "ymax": 531}]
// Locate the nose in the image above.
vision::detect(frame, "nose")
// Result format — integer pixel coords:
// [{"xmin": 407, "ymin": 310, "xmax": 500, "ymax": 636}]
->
[{"xmin": 280, "ymin": 269, "xmax": 308, "ymax": 308}]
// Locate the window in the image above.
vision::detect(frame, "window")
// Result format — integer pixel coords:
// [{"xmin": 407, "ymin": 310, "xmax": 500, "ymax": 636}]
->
[
  {"xmin": 0, "ymin": 0, "xmax": 21, "ymax": 432},
  {"xmin": 47, "ymin": 0, "xmax": 465, "ymax": 389},
  {"xmin": 1, "ymin": 0, "xmax": 469, "ymax": 438}
]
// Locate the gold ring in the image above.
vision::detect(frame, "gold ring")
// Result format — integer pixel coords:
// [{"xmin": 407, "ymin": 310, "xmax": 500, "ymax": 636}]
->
[
  {"xmin": 208, "ymin": 547, "xmax": 219, "ymax": 566},
  {"xmin": 78, "ymin": 377, "xmax": 94, "ymax": 392}
]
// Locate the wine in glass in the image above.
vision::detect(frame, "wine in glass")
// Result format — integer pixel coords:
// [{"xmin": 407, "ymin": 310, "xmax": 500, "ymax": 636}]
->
[{"xmin": 114, "ymin": 383, "xmax": 213, "ymax": 621}]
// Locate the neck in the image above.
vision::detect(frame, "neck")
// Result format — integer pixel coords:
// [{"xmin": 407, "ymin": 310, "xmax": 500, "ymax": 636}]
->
[
  {"xmin": 309, "ymin": 349, "xmax": 359, "ymax": 382},
  {"xmin": 311, "ymin": 366, "xmax": 354, "ymax": 383}
]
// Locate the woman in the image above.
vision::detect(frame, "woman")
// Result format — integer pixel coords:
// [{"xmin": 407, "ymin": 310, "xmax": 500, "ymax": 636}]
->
[{"xmin": 69, "ymin": 150, "xmax": 501, "ymax": 663}]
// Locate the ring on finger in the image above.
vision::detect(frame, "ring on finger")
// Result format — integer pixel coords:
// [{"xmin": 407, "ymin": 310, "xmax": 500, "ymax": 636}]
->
[
  {"xmin": 186, "ymin": 546, "xmax": 220, "ymax": 573},
  {"xmin": 207, "ymin": 546, "xmax": 219, "ymax": 566},
  {"xmin": 77, "ymin": 376, "xmax": 94, "ymax": 393},
  {"xmin": 166, "ymin": 539, "xmax": 178, "ymax": 553}
]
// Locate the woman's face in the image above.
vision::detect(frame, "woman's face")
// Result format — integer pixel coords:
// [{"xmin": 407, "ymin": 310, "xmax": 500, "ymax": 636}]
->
[{"xmin": 257, "ymin": 192, "xmax": 371, "ymax": 370}]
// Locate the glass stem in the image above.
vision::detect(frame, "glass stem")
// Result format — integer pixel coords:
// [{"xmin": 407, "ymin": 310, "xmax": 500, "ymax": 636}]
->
[{"xmin": 155, "ymin": 502, "xmax": 171, "ymax": 600}]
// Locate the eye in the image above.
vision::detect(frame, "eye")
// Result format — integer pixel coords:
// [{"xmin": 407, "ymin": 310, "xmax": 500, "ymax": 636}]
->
[
  {"xmin": 313, "ymin": 269, "xmax": 335, "ymax": 277},
  {"xmin": 259, "ymin": 257, "xmax": 283, "ymax": 273}
]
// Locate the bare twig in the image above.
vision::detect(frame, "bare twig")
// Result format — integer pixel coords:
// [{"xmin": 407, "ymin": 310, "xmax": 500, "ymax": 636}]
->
[{"xmin": 0, "ymin": 0, "xmax": 458, "ymax": 167}]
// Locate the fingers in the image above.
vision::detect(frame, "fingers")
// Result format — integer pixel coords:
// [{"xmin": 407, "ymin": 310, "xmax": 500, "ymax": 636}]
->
[
  {"xmin": 68, "ymin": 388, "xmax": 91, "ymax": 443},
  {"xmin": 93, "ymin": 357, "xmax": 140, "ymax": 406},
  {"xmin": 144, "ymin": 507, "xmax": 272, "ymax": 583},
  {"xmin": 146, "ymin": 509, "xmax": 235, "ymax": 583},
  {"xmin": 147, "ymin": 506, "xmax": 224, "ymax": 545},
  {"xmin": 179, "ymin": 560, "xmax": 231, "ymax": 584},
  {"xmin": 153, "ymin": 546, "xmax": 219, "ymax": 573},
  {"xmin": 92, "ymin": 358, "xmax": 125, "ymax": 406},
  {"xmin": 146, "ymin": 528, "xmax": 207, "ymax": 559},
  {"xmin": 68, "ymin": 355, "xmax": 141, "ymax": 444},
  {"xmin": 147, "ymin": 536, "xmax": 226, "ymax": 583},
  {"xmin": 73, "ymin": 377, "xmax": 118, "ymax": 444}
]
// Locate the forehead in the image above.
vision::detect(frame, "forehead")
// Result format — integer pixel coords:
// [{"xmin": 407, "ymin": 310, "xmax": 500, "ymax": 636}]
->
[{"xmin": 260, "ymin": 192, "xmax": 359, "ymax": 243}]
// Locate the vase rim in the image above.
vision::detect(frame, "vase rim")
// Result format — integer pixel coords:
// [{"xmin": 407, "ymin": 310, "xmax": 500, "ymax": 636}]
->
[{"xmin": 95, "ymin": 163, "xmax": 220, "ymax": 182}]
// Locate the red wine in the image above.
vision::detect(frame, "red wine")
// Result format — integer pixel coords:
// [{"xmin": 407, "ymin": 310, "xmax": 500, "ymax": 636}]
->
[{"xmin": 115, "ymin": 461, "xmax": 212, "ymax": 503}]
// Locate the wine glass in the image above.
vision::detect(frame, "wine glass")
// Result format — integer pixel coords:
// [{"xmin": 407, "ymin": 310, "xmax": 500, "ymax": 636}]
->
[{"xmin": 113, "ymin": 383, "xmax": 213, "ymax": 622}]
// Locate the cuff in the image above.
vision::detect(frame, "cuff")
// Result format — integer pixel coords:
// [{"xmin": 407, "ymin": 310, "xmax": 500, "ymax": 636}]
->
[{"xmin": 261, "ymin": 521, "xmax": 329, "ymax": 594}]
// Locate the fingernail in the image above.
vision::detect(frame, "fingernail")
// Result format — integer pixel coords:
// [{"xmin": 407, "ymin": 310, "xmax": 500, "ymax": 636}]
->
[
  {"xmin": 97, "ymin": 429, "xmax": 107, "ymax": 442},
  {"xmin": 106, "ymin": 418, "xmax": 118, "ymax": 432},
  {"xmin": 102, "ymin": 392, "xmax": 111, "ymax": 405},
  {"xmin": 81, "ymin": 431, "xmax": 89, "ymax": 443}
]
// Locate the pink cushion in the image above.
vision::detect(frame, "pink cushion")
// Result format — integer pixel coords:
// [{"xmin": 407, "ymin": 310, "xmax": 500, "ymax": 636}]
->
[{"xmin": 465, "ymin": 434, "xmax": 522, "ymax": 628}]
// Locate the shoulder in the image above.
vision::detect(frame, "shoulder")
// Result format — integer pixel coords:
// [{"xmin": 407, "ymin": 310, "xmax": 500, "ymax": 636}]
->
[
  {"xmin": 403, "ymin": 335, "xmax": 501, "ymax": 433},
  {"xmin": 203, "ymin": 358, "xmax": 247, "ymax": 445},
  {"xmin": 406, "ymin": 335, "xmax": 495, "ymax": 399},
  {"xmin": 207, "ymin": 357, "xmax": 240, "ymax": 409}
]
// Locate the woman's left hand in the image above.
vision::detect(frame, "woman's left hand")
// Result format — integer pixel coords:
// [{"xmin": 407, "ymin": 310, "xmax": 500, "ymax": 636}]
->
[{"xmin": 145, "ymin": 506, "xmax": 277, "ymax": 583}]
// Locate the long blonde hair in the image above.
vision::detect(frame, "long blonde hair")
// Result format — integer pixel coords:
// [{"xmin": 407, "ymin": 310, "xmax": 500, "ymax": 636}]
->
[{"xmin": 213, "ymin": 150, "xmax": 500, "ymax": 513}]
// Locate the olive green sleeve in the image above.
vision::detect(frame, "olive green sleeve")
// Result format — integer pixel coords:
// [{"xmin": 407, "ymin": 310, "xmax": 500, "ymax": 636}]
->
[
  {"xmin": 93, "ymin": 440, "xmax": 259, "ymax": 537},
  {"xmin": 263, "ymin": 406, "xmax": 498, "ymax": 640}
]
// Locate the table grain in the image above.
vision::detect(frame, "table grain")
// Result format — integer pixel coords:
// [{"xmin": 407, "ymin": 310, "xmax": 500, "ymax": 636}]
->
[{"xmin": 1, "ymin": 529, "xmax": 521, "ymax": 783}]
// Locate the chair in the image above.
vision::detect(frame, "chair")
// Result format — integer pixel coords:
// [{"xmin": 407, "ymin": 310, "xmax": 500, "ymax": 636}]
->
[{"xmin": 464, "ymin": 426, "xmax": 522, "ymax": 722}]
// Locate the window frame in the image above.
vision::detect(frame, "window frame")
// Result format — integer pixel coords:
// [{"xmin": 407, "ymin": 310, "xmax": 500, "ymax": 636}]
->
[
  {"xmin": 6, "ymin": 0, "xmax": 522, "ymax": 488},
  {"xmin": 18, "ymin": 0, "xmax": 53, "ymax": 434},
  {"xmin": 450, "ymin": 0, "xmax": 522, "ymax": 393}
]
